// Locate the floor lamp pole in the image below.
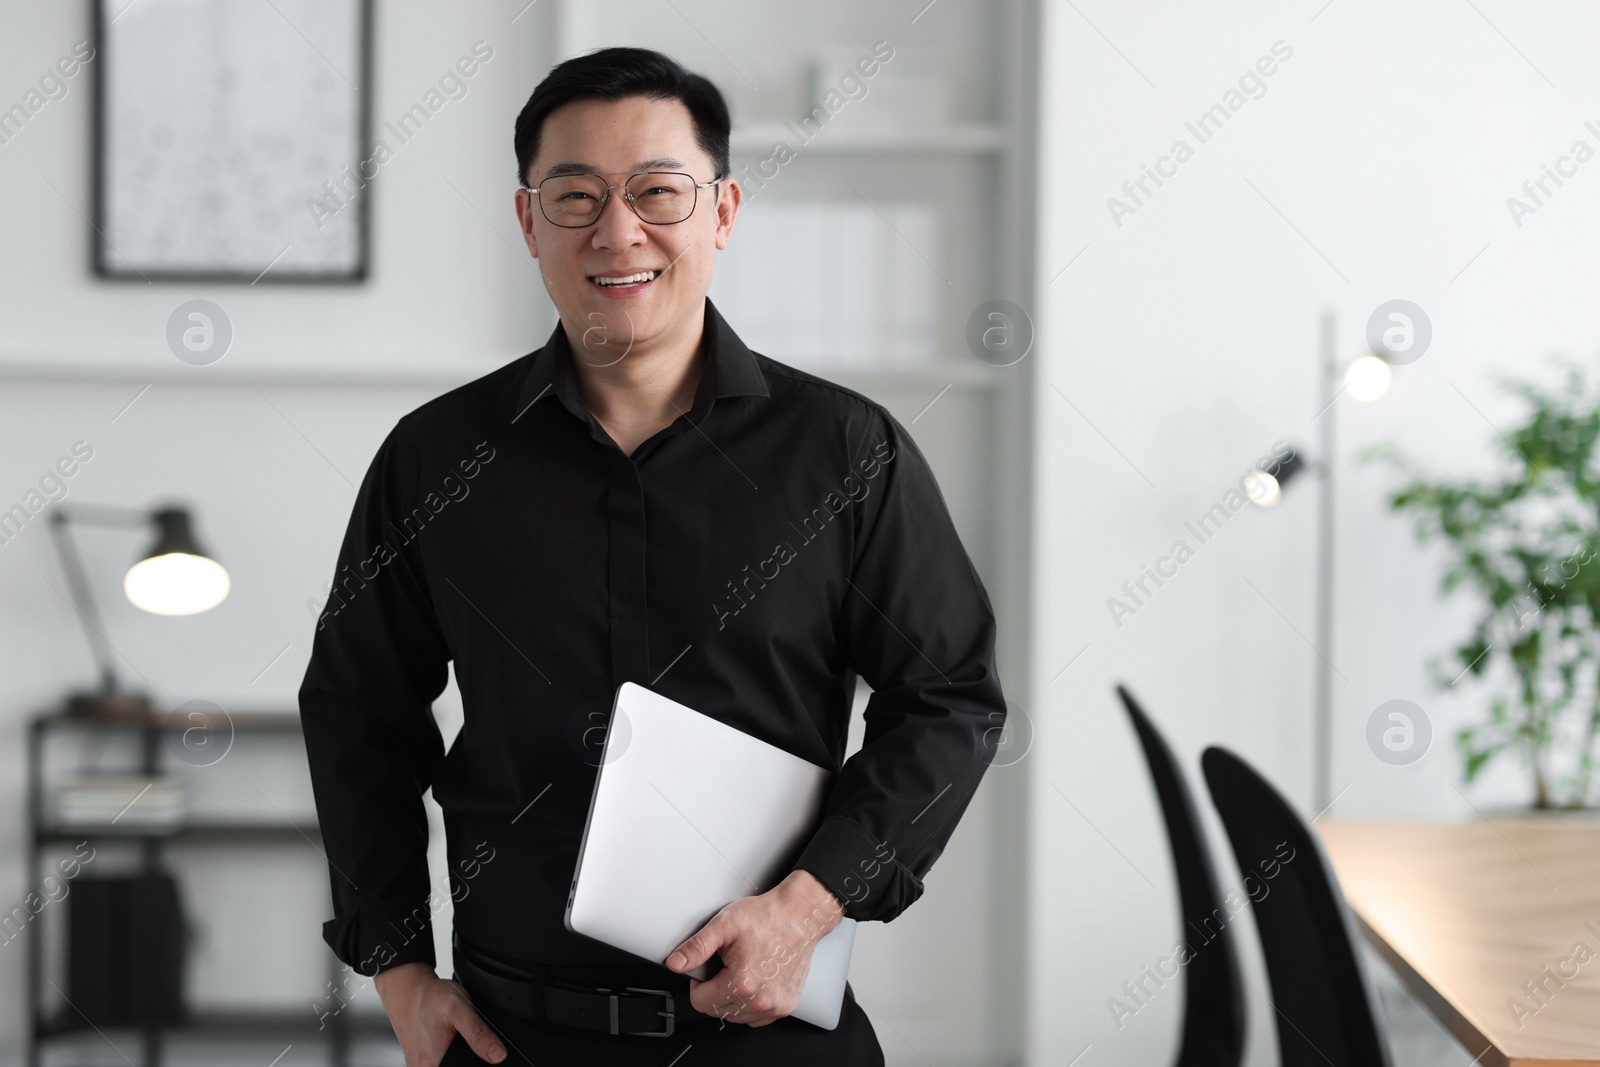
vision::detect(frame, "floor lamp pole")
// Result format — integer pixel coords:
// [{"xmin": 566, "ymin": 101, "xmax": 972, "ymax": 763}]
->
[{"xmin": 1313, "ymin": 308, "xmax": 1337, "ymax": 813}]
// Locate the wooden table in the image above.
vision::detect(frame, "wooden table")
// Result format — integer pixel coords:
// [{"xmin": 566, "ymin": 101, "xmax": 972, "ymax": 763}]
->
[{"xmin": 1318, "ymin": 819, "xmax": 1600, "ymax": 1067}]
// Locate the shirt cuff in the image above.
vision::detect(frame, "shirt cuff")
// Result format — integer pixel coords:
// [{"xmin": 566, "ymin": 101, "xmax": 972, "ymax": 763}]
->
[
  {"xmin": 792, "ymin": 815, "xmax": 925, "ymax": 923},
  {"xmin": 321, "ymin": 895, "xmax": 439, "ymax": 976}
]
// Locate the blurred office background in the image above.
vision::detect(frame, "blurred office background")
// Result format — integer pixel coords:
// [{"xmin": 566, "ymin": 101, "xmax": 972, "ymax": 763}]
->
[{"xmin": 2, "ymin": 0, "xmax": 1599, "ymax": 1064}]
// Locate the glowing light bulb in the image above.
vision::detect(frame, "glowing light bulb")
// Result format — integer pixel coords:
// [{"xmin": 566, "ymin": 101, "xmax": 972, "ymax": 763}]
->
[
  {"xmin": 1244, "ymin": 470, "xmax": 1283, "ymax": 508},
  {"xmin": 1345, "ymin": 355, "xmax": 1393, "ymax": 402}
]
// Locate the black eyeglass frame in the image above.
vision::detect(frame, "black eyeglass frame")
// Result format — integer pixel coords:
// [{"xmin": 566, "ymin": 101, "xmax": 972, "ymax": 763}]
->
[{"xmin": 520, "ymin": 171, "xmax": 724, "ymax": 228}]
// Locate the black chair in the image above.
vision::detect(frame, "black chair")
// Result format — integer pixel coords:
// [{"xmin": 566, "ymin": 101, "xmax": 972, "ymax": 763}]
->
[
  {"xmin": 1200, "ymin": 746, "xmax": 1393, "ymax": 1067},
  {"xmin": 1116, "ymin": 685, "xmax": 1244, "ymax": 1067}
]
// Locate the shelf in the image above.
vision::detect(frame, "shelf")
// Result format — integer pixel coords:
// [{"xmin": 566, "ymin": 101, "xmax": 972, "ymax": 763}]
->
[
  {"xmin": 731, "ymin": 122, "xmax": 1009, "ymax": 154},
  {"xmin": 38, "ymin": 823, "xmax": 320, "ymax": 844},
  {"xmin": 35, "ymin": 710, "xmax": 301, "ymax": 733},
  {"xmin": 0, "ymin": 357, "xmax": 1015, "ymax": 391},
  {"xmin": 38, "ymin": 1008, "xmax": 393, "ymax": 1039},
  {"xmin": 0, "ymin": 357, "xmax": 503, "ymax": 389}
]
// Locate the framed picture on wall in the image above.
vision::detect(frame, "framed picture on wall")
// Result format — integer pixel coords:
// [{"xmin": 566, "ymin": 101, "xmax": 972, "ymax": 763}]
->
[{"xmin": 93, "ymin": 0, "xmax": 373, "ymax": 283}]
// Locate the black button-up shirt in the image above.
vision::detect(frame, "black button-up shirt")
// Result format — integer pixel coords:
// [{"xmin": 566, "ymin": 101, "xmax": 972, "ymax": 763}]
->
[{"xmin": 299, "ymin": 298, "xmax": 1007, "ymax": 976}]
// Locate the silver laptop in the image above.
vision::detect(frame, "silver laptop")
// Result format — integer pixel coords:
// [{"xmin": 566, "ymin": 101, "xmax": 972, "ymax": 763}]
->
[{"xmin": 565, "ymin": 681, "xmax": 858, "ymax": 1030}]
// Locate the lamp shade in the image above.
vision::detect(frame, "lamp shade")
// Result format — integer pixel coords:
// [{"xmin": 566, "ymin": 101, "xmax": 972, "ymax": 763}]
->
[
  {"xmin": 1267, "ymin": 451, "xmax": 1307, "ymax": 490},
  {"xmin": 122, "ymin": 508, "xmax": 230, "ymax": 616}
]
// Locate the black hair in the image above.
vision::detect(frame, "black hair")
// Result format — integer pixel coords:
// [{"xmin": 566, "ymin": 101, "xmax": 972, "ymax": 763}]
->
[{"xmin": 513, "ymin": 47, "xmax": 731, "ymax": 186}]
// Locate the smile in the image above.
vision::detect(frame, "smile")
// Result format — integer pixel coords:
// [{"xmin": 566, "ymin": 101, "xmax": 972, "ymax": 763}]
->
[{"xmin": 589, "ymin": 270, "xmax": 658, "ymax": 289}]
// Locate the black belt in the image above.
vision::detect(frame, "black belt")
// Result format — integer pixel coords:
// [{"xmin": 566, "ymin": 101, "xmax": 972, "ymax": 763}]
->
[{"xmin": 452, "ymin": 941, "xmax": 680, "ymax": 1038}]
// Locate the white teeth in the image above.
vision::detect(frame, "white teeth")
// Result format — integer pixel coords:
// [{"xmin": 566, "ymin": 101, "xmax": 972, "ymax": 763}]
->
[{"xmin": 594, "ymin": 271, "xmax": 656, "ymax": 286}]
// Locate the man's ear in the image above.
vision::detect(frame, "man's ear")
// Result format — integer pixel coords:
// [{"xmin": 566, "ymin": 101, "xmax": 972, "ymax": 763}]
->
[
  {"xmin": 514, "ymin": 187, "xmax": 540, "ymax": 259},
  {"xmin": 713, "ymin": 178, "xmax": 742, "ymax": 251}
]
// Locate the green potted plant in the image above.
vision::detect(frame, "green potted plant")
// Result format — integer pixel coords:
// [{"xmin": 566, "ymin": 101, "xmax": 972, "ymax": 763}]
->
[{"xmin": 1365, "ymin": 364, "xmax": 1600, "ymax": 809}]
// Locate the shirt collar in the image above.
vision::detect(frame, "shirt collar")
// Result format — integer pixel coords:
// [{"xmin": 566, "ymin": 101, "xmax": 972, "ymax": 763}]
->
[{"xmin": 513, "ymin": 297, "xmax": 769, "ymax": 423}]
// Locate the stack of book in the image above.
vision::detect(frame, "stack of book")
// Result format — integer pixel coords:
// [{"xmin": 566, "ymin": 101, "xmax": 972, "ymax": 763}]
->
[{"xmin": 53, "ymin": 777, "xmax": 187, "ymax": 832}]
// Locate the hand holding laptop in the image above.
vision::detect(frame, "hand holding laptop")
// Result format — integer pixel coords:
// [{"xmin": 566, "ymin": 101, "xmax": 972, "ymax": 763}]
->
[
  {"xmin": 664, "ymin": 867, "xmax": 846, "ymax": 1026},
  {"xmin": 565, "ymin": 682, "xmax": 860, "ymax": 1030}
]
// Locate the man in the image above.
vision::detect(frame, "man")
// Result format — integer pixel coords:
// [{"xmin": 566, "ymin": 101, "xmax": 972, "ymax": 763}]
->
[{"xmin": 299, "ymin": 46, "xmax": 1006, "ymax": 1066}]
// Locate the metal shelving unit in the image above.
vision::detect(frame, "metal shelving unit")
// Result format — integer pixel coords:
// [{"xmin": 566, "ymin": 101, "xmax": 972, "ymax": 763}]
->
[{"xmin": 24, "ymin": 710, "xmax": 391, "ymax": 1067}]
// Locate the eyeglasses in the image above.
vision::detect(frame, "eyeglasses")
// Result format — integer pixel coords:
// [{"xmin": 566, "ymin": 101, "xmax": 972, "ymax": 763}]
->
[{"xmin": 522, "ymin": 171, "xmax": 722, "ymax": 228}]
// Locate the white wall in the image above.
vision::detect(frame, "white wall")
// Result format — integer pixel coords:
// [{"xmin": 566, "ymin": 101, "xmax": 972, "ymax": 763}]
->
[{"xmin": 1031, "ymin": 1, "xmax": 1600, "ymax": 1064}]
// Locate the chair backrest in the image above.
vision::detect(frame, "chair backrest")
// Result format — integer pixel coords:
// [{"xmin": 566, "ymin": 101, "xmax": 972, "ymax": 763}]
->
[
  {"xmin": 1200, "ymin": 745, "xmax": 1392, "ymax": 1067},
  {"xmin": 1116, "ymin": 685, "xmax": 1244, "ymax": 1067}
]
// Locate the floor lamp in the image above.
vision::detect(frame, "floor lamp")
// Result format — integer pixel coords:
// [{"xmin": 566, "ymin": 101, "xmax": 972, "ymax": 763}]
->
[{"xmin": 1246, "ymin": 309, "xmax": 1394, "ymax": 812}]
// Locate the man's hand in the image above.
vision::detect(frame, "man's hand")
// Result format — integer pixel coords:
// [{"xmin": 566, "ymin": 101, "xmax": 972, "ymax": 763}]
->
[
  {"xmin": 664, "ymin": 868, "xmax": 846, "ymax": 1027},
  {"xmin": 374, "ymin": 961, "xmax": 507, "ymax": 1067}
]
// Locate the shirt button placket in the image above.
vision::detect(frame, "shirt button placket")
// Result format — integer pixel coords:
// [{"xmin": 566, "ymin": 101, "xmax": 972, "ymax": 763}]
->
[{"xmin": 606, "ymin": 450, "xmax": 650, "ymax": 689}]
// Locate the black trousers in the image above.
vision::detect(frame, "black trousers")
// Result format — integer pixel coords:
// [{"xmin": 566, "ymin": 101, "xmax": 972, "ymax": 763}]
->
[{"xmin": 442, "ymin": 966, "xmax": 885, "ymax": 1066}]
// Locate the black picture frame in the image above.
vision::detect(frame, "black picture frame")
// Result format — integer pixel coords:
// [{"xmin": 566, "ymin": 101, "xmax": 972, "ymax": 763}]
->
[{"xmin": 92, "ymin": 0, "xmax": 374, "ymax": 284}]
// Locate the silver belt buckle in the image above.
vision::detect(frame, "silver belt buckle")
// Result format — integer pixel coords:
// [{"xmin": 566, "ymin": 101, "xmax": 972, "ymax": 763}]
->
[{"xmin": 609, "ymin": 986, "xmax": 675, "ymax": 1037}]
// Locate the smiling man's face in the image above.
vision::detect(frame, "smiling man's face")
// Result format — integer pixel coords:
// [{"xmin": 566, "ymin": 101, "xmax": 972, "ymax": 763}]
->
[{"xmin": 515, "ymin": 95, "xmax": 739, "ymax": 362}]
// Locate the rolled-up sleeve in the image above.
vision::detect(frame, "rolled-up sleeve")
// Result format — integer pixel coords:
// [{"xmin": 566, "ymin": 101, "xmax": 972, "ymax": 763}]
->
[
  {"xmin": 299, "ymin": 418, "xmax": 451, "ymax": 975},
  {"xmin": 793, "ymin": 408, "xmax": 1006, "ymax": 923}
]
